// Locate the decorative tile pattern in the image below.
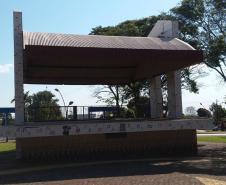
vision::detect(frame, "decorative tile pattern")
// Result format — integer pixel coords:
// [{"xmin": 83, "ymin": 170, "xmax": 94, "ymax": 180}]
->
[{"xmin": 0, "ymin": 119, "xmax": 213, "ymax": 138}]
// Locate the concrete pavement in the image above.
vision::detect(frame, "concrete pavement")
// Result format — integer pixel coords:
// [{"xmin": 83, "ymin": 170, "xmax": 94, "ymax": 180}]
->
[
  {"xmin": 197, "ymin": 133, "xmax": 226, "ymax": 137},
  {"xmin": 0, "ymin": 142, "xmax": 226, "ymax": 185}
]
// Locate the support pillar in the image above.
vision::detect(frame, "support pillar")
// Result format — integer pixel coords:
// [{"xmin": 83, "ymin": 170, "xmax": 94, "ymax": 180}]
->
[
  {"xmin": 14, "ymin": 11, "xmax": 24, "ymax": 124},
  {"xmin": 148, "ymin": 20, "xmax": 179, "ymax": 119},
  {"xmin": 167, "ymin": 70, "xmax": 182, "ymax": 118},
  {"xmin": 150, "ymin": 76, "xmax": 163, "ymax": 118}
]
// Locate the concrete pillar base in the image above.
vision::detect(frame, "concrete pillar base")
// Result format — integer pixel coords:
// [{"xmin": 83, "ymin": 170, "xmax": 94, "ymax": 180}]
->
[{"xmin": 16, "ymin": 130, "xmax": 197, "ymax": 161}]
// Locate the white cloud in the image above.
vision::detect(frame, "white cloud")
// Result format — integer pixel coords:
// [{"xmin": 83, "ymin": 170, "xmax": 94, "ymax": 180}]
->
[{"xmin": 0, "ymin": 64, "xmax": 13, "ymax": 74}]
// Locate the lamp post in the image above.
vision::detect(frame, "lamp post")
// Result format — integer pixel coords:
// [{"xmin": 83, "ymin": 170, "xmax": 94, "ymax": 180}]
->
[
  {"xmin": 66, "ymin": 101, "xmax": 74, "ymax": 119},
  {"xmin": 55, "ymin": 88, "xmax": 73, "ymax": 119},
  {"xmin": 55, "ymin": 88, "xmax": 66, "ymax": 107},
  {"xmin": 200, "ymin": 103, "xmax": 206, "ymax": 109}
]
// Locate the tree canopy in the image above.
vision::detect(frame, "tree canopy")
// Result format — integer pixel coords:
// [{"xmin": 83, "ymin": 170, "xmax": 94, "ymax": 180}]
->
[
  {"xmin": 12, "ymin": 91, "xmax": 63, "ymax": 122},
  {"xmin": 90, "ymin": 0, "xmax": 225, "ymax": 118},
  {"xmin": 28, "ymin": 91, "xmax": 63, "ymax": 121},
  {"xmin": 171, "ymin": 0, "xmax": 226, "ymax": 81},
  {"xmin": 210, "ymin": 102, "xmax": 226, "ymax": 125},
  {"xmin": 90, "ymin": 11, "xmax": 206, "ymax": 117}
]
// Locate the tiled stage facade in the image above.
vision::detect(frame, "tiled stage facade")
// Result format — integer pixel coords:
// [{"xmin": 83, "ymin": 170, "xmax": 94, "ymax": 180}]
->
[{"xmin": 1, "ymin": 119, "xmax": 213, "ymax": 160}]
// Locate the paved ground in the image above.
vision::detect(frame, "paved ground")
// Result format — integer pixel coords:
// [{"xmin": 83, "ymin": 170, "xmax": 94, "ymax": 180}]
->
[
  {"xmin": 0, "ymin": 142, "xmax": 226, "ymax": 185},
  {"xmin": 197, "ymin": 133, "xmax": 226, "ymax": 136}
]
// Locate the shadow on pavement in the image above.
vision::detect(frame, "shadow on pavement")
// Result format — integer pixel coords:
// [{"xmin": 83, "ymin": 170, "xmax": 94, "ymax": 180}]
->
[{"xmin": 0, "ymin": 142, "xmax": 226, "ymax": 184}]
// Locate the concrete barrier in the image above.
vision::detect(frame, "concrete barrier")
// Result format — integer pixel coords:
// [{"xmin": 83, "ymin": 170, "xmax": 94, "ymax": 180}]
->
[{"xmin": 16, "ymin": 130, "xmax": 197, "ymax": 161}]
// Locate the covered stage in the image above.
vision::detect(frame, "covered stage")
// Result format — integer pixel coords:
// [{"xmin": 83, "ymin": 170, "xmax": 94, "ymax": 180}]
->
[{"xmin": 0, "ymin": 11, "xmax": 213, "ymax": 160}]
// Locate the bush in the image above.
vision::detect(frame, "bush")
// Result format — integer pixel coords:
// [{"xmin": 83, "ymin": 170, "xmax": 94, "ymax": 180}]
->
[{"xmin": 197, "ymin": 108, "xmax": 211, "ymax": 117}]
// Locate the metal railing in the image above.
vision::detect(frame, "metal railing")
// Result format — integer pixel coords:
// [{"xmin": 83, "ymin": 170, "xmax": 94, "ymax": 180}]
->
[
  {"xmin": 25, "ymin": 106, "xmax": 119, "ymax": 122},
  {"xmin": 24, "ymin": 103, "xmax": 150, "ymax": 122}
]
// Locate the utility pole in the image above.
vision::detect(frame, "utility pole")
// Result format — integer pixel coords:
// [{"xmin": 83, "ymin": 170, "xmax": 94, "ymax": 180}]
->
[{"xmin": 216, "ymin": 99, "xmax": 219, "ymax": 125}]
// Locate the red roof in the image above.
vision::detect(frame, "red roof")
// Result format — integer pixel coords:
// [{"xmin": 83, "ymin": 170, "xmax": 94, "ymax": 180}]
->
[{"xmin": 23, "ymin": 32, "xmax": 202, "ymax": 85}]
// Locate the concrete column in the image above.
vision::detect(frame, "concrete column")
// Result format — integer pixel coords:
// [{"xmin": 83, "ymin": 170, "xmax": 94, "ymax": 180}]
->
[
  {"xmin": 167, "ymin": 70, "xmax": 182, "ymax": 119},
  {"xmin": 148, "ymin": 20, "xmax": 179, "ymax": 39},
  {"xmin": 150, "ymin": 76, "xmax": 163, "ymax": 118},
  {"xmin": 14, "ymin": 11, "xmax": 24, "ymax": 124},
  {"xmin": 148, "ymin": 20, "xmax": 181, "ymax": 119}
]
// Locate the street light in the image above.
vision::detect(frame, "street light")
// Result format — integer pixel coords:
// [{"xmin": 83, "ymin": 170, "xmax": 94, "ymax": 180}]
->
[
  {"xmin": 55, "ymin": 88, "xmax": 74, "ymax": 119},
  {"xmin": 200, "ymin": 103, "xmax": 206, "ymax": 109},
  {"xmin": 68, "ymin": 101, "xmax": 73, "ymax": 106},
  {"xmin": 55, "ymin": 88, "xmax": 66, "ymax": 107},
  {"xmin": 200, "ymin": 102, "xmax": 211, "ymax": 118},
  {"xmin": 66, "ymin": 101, "xmax": 74, "ymax": 119}
]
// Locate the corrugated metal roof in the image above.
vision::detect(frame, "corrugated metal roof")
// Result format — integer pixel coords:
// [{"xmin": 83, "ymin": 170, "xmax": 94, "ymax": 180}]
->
[
  {"xmin": 23, "ymin": 32, "xmax": 194, "ymax": 51},
  {"xmin": 22, "ymin": 31, "xmax": 202, "ymax": 85}
]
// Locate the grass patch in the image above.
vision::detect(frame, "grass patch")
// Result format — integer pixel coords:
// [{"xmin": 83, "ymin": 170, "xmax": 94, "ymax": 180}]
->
[
  {"xmin": 0, "ymin": 141, "xmax": 16, "ymax": 153},
  {"xmin": 198, "ymin": 136, "xmax": 226, "ymax": 143}
]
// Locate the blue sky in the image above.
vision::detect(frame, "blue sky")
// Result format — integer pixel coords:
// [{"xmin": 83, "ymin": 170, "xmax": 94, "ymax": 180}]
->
[{"xmin": 0, "ymin": 0, "xmax": 225, "ymax": 111}]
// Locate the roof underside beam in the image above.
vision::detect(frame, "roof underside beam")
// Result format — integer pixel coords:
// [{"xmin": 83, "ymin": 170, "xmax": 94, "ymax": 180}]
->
[{"xmin": 23, "ymin": 46, "xmax": 202, "ymax": 85}]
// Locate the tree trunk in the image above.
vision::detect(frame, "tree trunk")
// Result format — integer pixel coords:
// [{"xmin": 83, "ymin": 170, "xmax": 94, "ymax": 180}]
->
[{"xmin": 116, "ymin": 85, "xmax": 120, "ymax": 117}]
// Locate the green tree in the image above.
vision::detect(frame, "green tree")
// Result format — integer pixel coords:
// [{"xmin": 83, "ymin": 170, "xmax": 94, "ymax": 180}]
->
[
  {"xmin": 90, "ymin": 14, "xmax": 203, "ymax": 93},
  {"xmin": 27, "ymin": 91, "xmax": 62, "ymax": 121},
  {"xmin": 11, "ymin": 91, "xmax": 32, "ymax": 121},
  {"xmin": 90, "ymin": 15, "xmax": 166, "ymax": 37},
  {"xmin": 197, "ymin": 108, "xmax": 211, "ymax": 117},
  {"xmin": 123, "ymin": 81, "xmax": 150, "ymax": 117},
  {"xmin": 171, "ymin": 0, "xmax": 226, "ymax": 81},
  {"xmin": 93, "ymin": 82, "xmax": 150, "ymax": 118},
  {"xmin": 12, "ymin": 91, "xmax": 63, "ymax": 121},
  {"xmin": 11, "ymin": 91, "xmax": 32, "ymax": 108},
  {"xmin": 209, "ymin": 103, "xmax": 226, "ymax": 125},
  {"xmin": 93, "ymin": 85, "xmax": 125, "ymax": 116},
  {"xmin": 90, "ymin": 7, "xmax": 214, "ymax": 117},
  {"xmin": 127, "ymin": 96, "xmax": 150, "ymax": 118}
]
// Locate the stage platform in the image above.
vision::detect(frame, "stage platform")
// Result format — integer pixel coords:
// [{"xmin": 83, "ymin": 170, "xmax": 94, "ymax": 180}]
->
[
  {"xmin": 0, "ymin": 118, "xmax": 213, "ymax": 138},
  {"xmin": 0, "ymin": 118, "xmax": 213, "ymax": 160}
]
